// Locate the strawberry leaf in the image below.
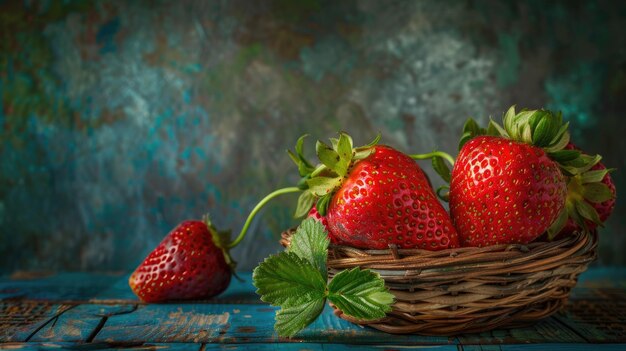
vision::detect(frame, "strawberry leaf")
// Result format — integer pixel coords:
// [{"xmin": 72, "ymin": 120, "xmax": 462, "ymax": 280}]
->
[
  {"xmin": 583, "ymin": 183, "xmax": 614, "ymax": 203},
  {"xmin": 337, "ymin": 132, "xmax": 353, "ymax": 164},
  {"xmin": 328, "ymin": 267, "xmax": 394, "ymax": 320},
  {"xmin": 307, "ymin": 176, "xmax": 343, "ymax": 197},
  {"xmin": 432, "ymin": 156, "xmax": 451, "ymax": 183},
  {"xmin": 547, "ymin": 207, "xmax": 568, "ymax": 240},
  {"xmin": 288, "ymin": 218, "xmax": 330, "ymax": 277},
  {"xmin": 294, "ymin": 191, "xmax": 316, "ymax": 218},
  {"xmin": 275, "ymin": 298, "xmax": 326, "ymax": 337},
  {"xmin": 253, "ymin": 214, "xmax": 394, "ymax": 337},
  {"xmin": 252, "ymin": 252, "xmax": 326, "ymax": 307},
  {"xmin": 574, "ymin": 199, "xmax": 602, "ymax": 225},
  {"xmin": 548, "ymin": 150, "xmax": 581, "ymax": 163},
  {"xmin": 581, "ymin": 168, "xmax": 612, "ymax": 184},
  {"xmin": 316, "ymin": 192, "xmax": 333, "ymax": 216}
]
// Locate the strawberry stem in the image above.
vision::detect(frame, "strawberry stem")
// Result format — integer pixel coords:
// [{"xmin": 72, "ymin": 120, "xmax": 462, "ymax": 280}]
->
[
  {"xmin": 226, "ymin": 187, "xmax": 302, "ymax": 249},
  {"xmin": 409, "ymin": 151, "xmax": 455, "ymax": 167}
]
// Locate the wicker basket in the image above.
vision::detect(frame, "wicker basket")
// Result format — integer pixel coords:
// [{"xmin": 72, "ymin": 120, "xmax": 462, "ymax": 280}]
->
[{"xmin": 280, "ymin": 229, "xmax": 597, "ymax": 335}]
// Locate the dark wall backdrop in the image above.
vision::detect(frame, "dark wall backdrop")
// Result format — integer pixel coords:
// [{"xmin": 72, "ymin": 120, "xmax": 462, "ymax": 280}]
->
[{"xmin": 1, "ymin": 0, "xmax": 625, "ymax": 273}]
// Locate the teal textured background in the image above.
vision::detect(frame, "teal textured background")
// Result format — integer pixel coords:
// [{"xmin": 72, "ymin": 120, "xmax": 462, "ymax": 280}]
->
[{"xmin": 1, "ymin": 0, "xmax": 625, "ymax": 273}]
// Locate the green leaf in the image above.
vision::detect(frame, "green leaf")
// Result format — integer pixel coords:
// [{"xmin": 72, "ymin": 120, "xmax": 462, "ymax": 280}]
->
[
  {"xmin": 353, "ymin": 147, "xmax": 375, "ymax": 161},
  {"xmin": 574, "ymin": 199, "xmax": 602, "ymax": 225},
  {"xmin": 316, "ymin": 192, "xmax": 333, "ymax": 216},
  {"xmin": 436, "ymin": 185, "xmax": 450, "ymax": 202},
  {"xmin": 253, "ymin": 252, "xmax": 326, "ymax": 307},
  {"xmin": 307, "ymin": 176, "xmax": 342, "ymax": 197},
  {"xmin": 503, "ymin": 105, "xmax": 516, "ymax": 136},
  {"xmin": 486, "ymin": 120, "xmax": 504, "ymax": 137},
  {"xmin": 364, "ymin": 133, "xmax": 381, "ymax": 147},
  {"xmin": 289, "ymin": 135, "xmax": 315, "ymax": 176},
  {"xmin": 462, "ymin": 118, "xmax": 482, "ymax": 136},
  {"xmin": 294, "ymin": 191, "xmax": 316, "ymax": 218},
  {"xmin": 583, "ymin": 183, "xmax": 614, "ymax": 203},
  {"xmin": 545, "ymin": 129, "xmax": 570, "ymax": 153},
  {"xmin": 581, "ymin": 169, "xmax": 611, "ymax": 184},
  {"xmin": 275, "ymin": 298, "xmax": 325, "ymax": 337},
  {"xmin": 432, "ymin": 156, "xmax": 451, "ymax": 183},
  {"xmin": 328, "ymin": 267, "xmax": 394, "ymax": 320},
  {"xmin": 532, "ymin": 114, "xmax": 558, "ymax": 147},
  {"xmin": 521, "ymin": 123, "xmax": 533, "ymax": 144},
  {"xmin": 546, "ymin": 207, "xmax": 568, "ymax": 240},
  {"xmin": 336, "ymin": 132, "xmax": 353, "ymax": 164},
  {"xmin": 316, "ymin": 140, "xmax": 348, "ymax": 177},
  {"xmin": 288, "ymin": 218, "xmax": 330, "ymax": 278},
  {"xmin": 458, "ymin": 131, "xmax": 473, "ymax": 150},
  {"xmin": 489, "ymin": 119, "xmax": 508, "ymax": 137},
  {"xmin": 295, "ymin": 135, "xmax": 314, "ymax": 168},
  {"xmin": 458, "ymin": 118, "xmax": 486, "ymax": 149},
  {"xmin": 577, "ymin": 154, "xmax": 602, "ymax": 174},
  {"xmin": 549, "ymin": 150, "xmax": 581, "ymax": 163}
]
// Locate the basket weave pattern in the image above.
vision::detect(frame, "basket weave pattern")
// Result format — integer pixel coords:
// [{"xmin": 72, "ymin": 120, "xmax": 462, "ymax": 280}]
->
[{"xmin": 280, "ymin": 229, "xmax": 597, "ymax": 335}]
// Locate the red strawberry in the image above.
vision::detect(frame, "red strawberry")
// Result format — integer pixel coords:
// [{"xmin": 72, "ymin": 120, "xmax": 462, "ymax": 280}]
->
[
  {"xmin": 556, "ymin": 142, "xmax": 616, "ymax": 237},
  {"xmin": 129, "ymin": 220, "xmax": 232, "ymax": 302},
  {"xmin": 450, "ymin": 135, "xmax": 567, "ymax": 246},
  {"xmin": 289, "ymin": 133, "xmax": 459, "ymax": 251},
  {"xmin": 326, "ymin": 145, "xmax": 459, "ymax": 250},
  {"xmin": 307, "ymin": 205, "xmax": 329, "ymax": 229},
  {"xmin": 307, "ymin": 205, "xmax": 337, "ymax": 244},
  {"xmin": 446, "ymin": 107, "xmax": 603, "ymax": 246}
]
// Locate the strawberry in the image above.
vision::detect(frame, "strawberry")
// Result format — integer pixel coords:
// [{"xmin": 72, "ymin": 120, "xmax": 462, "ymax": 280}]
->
[
  {"xmin": 450, "ymin": 135, "xmax": 567, "ymax": 246},
  {"xmin": 307, "ymin": 205, "xmax": 329, "ymax": 229},
  {"xmin": 307, "ymin": 205, "xmax": 337, "ymax": 244},
  {"xmin": 290, "ymin": 133, "xmax": 459, "ymax": 250},
  {"xmin": 448, "ymin": 107, "xmax": 597, "ymax": 246},
  {"xmin": 129, "ymin": 219, "xmax": 233, "ymax": 302},
  {"xmin": 555, "ymin": 142, "xmax": 616, "ymax": 237}
]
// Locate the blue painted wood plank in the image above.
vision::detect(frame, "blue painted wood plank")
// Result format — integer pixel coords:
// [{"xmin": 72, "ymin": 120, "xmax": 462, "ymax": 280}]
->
[
  {"xmin": 93, "ymin": 303, "xmax": 232, "ymax": 343},
  {"xmin": 0, "ymin": 272, "xmax": 122, "ymax": 301},
  {"xmin": 0, "ymin": 272, "xmax": 265, "ymax": 304},
  {"xmin": 463, "ymin": 344, "xmax": 626, "ymax": 351},
  {"xmin": 95, "ymin": 303, "xmax": 457, "ymax": 344},
  {"xmin": 554, "ymin": 294, "xmax": 626, "ymax": 343},
  {"xmin": 0, "ymin": 302, "xmax": 71, "ymax": 342},
  {"xmin": 0, "ymin": 342, "xmax": 201, "ymax": 350},
  {"xmin": 456, "ymin": 317, "xmax": 585, "ymax": 344},
  {"xmin": 29, "ymin": 304, "xmax": 136, "ymax": 342},
  {"xmin": 205, "ymin": 344, "xmax": 458, "ymax": 350}
]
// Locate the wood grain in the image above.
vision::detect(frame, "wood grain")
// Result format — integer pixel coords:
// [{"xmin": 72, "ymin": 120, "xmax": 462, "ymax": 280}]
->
[{"xmin": 1, "ymin": 268, "xmax": 626, "ymax": 348}]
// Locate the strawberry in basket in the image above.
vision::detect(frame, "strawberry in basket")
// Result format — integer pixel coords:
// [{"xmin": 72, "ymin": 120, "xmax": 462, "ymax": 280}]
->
[
  {"xmin": 554, "ymin": 142, "xmax": 616, "ymax": 238},
  {"xmin": 447, "ymin": 106, "xmax": 614, "ymax": 246},
  {"xmin": 289, "ymin": 133, "xmax": 459, "ymax": 250}
]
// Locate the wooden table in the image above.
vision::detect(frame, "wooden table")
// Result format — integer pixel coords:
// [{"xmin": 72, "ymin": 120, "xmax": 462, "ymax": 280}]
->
[{"xmin": 1, "ymin": 268, "xmax": 626, "ymax": 350}]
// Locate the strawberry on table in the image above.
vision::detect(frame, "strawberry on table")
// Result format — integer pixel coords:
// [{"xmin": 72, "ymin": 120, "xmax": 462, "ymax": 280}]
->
[
  {"xmin": 290, "ymin": 133, "xmax": 460, "ymax": 250},
  {"xmin": 448, "ymin": 107, "xmax": 602, "ymax": 246},
  {"xmin": 129, "ymin": 218, "xmax": 233, "ymax": 302}
]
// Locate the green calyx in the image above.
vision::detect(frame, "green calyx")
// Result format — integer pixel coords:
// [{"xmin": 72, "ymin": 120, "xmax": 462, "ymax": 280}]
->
[
  {"xmin": 288, "ymin": 132, "xmax": 381, "ymax": 217},
  {"xmin": 203, "ymin": 214, "xmax": 238, "ymax": 274},
  {"xmin": 461, "ymin": 106, "xmax": 598, "ymax": 177},
  {"xmin": 546, "ymin": 166, "xmax": 615, "ymax": 239}
]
